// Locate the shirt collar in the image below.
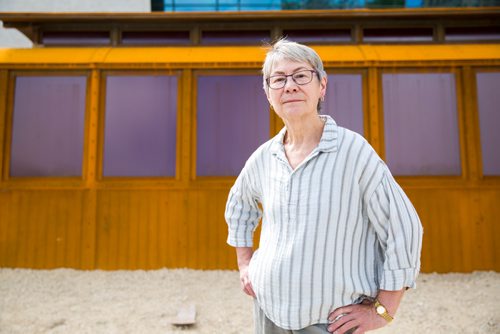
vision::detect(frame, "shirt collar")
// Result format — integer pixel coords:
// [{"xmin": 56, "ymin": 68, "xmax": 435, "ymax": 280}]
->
[{"xmin": 269, "ymin": 114, "xmax": 339, "ymax": 156}]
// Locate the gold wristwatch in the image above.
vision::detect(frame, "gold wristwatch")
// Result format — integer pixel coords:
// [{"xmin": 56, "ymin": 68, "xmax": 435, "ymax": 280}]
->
[{"xmin": 374, "ymin": 299, "xmax": 394, "ymax": 323}]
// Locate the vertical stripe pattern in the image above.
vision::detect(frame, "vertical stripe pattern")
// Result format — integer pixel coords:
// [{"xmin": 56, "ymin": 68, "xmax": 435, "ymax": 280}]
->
[{"xmin": 225, "ymin": 115, "xmax": 423, "ymax": 330}]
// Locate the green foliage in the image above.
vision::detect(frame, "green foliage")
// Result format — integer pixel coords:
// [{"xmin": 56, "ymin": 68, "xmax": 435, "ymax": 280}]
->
[
  {"xmin": 279, "ymin": 0, "xmax": 500, "ymax": 9},
  {"xmin": 281, "ymin": 0, "xmax": 302, "ymax": 9},
  {"xmin": 366, "ymin": 0, "xmax": 405, "ymax": 8},
  {"xmin": 281, "ymin": 0, "xmax": 406, "ymax": 9},
  {"xmin": 424, "ymin": 0, "xmax": 500, "ymax": 6},
  {"xmin": 305, "ymin": 0, "xmax": 333, "ymax": 8}
]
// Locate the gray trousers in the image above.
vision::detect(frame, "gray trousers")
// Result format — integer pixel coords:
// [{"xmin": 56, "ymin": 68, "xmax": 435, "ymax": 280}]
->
[{"xmin": 254, "ymin": 301, "xmax": 330, "ymax": 334}]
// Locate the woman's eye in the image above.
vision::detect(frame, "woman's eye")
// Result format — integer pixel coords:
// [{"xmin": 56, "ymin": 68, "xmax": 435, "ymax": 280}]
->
[
  {"xmin": 272, "ymin": 77, "xmax": 286, "ymax": 83},
  {"xmin": 294, "ymin": 73, "xmax": 306, "ymax": 79}
]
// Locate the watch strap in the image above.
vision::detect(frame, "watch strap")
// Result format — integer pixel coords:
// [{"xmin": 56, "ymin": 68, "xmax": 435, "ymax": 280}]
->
[{"xmin": 374, "ymin": 299, "xmax": 394, "ymax": 323}]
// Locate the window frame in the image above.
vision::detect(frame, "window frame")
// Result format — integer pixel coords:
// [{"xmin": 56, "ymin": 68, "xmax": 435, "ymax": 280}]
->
[
  {"xmin": 2, "ymin": 70, "xmax": 91, "ymax": 186},
  {"xmin": 41, "ymin": 30, "xmax": 111, "ymax": 47},
  {"xmin": 323, "ymin": 68, "xmax": 369, "ymax": 139},
  {"xmin": 471, "ymin": 67, "xmax": 500, "ymax": 181},
  {"xmin": 191, "ymin": 69, "xmax": 274, "ymax": 183},
  {"xmin": 97, "ymin": 70, "xmax": 183, "ymax": 185},
  {"xmin": 378, "ymin": 67, "xmax": 467, "ymax": 181}
]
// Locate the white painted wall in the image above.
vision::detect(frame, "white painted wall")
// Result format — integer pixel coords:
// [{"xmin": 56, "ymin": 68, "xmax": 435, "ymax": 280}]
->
[
  {"xmin": 0, "ymin": 0, "xmax": 150, "ymax": 12},
  {"xmin": 0, "ymin": 0, "xmax": 152, "ymax": 48},
  {"xmin": 0, "ymin": 21, "xmax": 32, "ymax": 48}
]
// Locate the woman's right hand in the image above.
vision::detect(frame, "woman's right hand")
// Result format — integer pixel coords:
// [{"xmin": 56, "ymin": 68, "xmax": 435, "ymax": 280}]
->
[
  {"xmin": 239, "ymin": 265, "xmax": 256, "ymax": 298},
  {"xmin": 236, "ymin": 247, "xmax": 256, "ymax": 298}
]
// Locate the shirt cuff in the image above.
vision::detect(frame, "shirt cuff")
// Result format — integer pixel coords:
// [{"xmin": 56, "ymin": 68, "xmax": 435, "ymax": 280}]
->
[
  {"xmin": 226, "ymin": 231, "xmax": 254, "ymax": 248},
  {"xmin": 380, "ymin": 267, "xmax": 419, "ymax": 290}
]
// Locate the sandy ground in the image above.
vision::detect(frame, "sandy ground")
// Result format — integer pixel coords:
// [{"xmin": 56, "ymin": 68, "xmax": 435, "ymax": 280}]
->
[{"xmin": 0, "ymin": 269, "xmax": 498, "ymax": 334}]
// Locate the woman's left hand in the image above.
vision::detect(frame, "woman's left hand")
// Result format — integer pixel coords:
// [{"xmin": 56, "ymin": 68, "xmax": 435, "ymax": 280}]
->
[{"xmin": 326, "ymin": 300, "xmax": 388, "ymax": 334}]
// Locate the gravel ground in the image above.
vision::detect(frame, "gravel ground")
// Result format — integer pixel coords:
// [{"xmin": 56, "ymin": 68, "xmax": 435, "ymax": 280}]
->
[{"xmin": 0, "ymin": 269, "xmax": 498, "ymax": 334}]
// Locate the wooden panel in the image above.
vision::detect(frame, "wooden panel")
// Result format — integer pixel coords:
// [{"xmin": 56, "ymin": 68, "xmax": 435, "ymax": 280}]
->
[
  {"xmin": 477, "ymin": 190, "xmax": 500, "ymax": 270},
  {"xmin": 93, "ymin": 188, "xmax": 253, "ymax": 271},
  {"xmin": 407, "ymin": 189, "xmax": 467, "ymax": 273},
  {"xmin": 0, "ymin": 191, "xmax": 14, "ymax": 266},
  {"xmin": 0, "ymin": 190, "xmax": 83, "ymax": 268},
  {"xmin": 0, "ymin": 186, "xmax": 498, "ymax": 272},
  {"xmin": 188, "ymin": 189, "xmax": 237, "ymax": 270},
  {"xmin": 405, "ymin": 188, "xmax": 500, "ymax": 273},
  {"xmin": 94, "ymin": 189, "xmax": 236, "ymax": 270}
]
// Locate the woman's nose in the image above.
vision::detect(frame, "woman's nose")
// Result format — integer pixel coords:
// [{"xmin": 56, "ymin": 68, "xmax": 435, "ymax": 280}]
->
[{"xmin": 284, "ymin": 78, "xmax": 299, "ymax": 92}]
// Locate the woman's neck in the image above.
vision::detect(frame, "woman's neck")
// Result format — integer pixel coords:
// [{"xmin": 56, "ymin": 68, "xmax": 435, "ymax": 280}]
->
[{"xmin": 283, "ymin": 114, "xmax": 325, "ymax": 148}]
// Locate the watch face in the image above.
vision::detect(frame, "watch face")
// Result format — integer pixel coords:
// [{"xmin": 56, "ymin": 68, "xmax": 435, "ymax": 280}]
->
[{"xmin": 376, "ymin": 305, "xmax": 386, "ymax": 314}]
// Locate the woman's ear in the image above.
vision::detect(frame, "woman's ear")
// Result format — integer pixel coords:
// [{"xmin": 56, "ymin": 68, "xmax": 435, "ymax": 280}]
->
[{"xmin": 320, "ymin": 75, "xmax": 327, "ymax": 94}]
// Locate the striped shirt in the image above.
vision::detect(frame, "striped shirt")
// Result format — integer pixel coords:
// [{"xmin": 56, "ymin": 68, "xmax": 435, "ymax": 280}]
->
[{"xmin": 225, "ymin": 115, "xmax": 423, "ymax": 330}]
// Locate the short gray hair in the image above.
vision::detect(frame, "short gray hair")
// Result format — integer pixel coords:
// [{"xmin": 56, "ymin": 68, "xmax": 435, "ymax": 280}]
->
[{"xmin": 262, "ymin": 37, "xmax": 327, "ymax": 92}]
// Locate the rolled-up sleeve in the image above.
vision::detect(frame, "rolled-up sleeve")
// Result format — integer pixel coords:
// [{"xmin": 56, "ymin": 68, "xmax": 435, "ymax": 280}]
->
[
  {"xmin": 367, "ymin": 170, "xmax": 423, "ymax": 290},
  {"xmin": 225, "ymin": 167, "xmax": 262, "ymax": 247}
]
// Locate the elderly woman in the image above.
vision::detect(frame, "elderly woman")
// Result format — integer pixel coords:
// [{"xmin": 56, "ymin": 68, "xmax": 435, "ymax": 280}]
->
[{"xmin": 225, "ymin": 38, "xmax": 423, "ymax": 334}]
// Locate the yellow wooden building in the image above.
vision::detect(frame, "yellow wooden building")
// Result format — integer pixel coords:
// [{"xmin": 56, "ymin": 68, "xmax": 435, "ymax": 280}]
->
[{"xmin": 0, "ymin": 8, "xmax": 499, "ymax": 272}]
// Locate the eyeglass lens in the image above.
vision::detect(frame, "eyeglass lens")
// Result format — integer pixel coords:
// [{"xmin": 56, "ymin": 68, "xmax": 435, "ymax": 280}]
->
[{"xmin": 268, "ymin": 70, "xmax": 315, "ymax": 89}]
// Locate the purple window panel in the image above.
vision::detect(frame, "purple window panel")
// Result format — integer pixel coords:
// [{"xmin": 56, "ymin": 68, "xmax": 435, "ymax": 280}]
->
[
  {"xmin": 283, "ymin": 29, "xmax": 352, "ymax": 43},
  {"xmin": 201, "ymin": 30, "xmax": 270, "ymax": 45},
  {"xmin": 383, "ymin": 73, "xmax": 461, "ymax": 176},
  {"xmin": 103, "ymin": 75, "xmax": 177, "ymax": 177},
  {"xmin": 445, "ymin": 27, "xmax": 500, "ymax": 41},
  {"xmin": 323, "ymin": 74, "xmax": 364, "ymax": 136},
  {"xmin": 363, "ymin": 28, "xmax": 434, "ymax": 42},
  {"xmin": 121, "ymin": 31, "xmax": 190, "ymax": 45},
  {"xmin": 42, "ymin": 31, "xmax": 110, "ymax": 46},
  {"xmin": 10, "ymin": 76, "xmax": 86, "ymax": 177},
  {"xmin": 197, "ymin": 75, "xmax": 269, "ymax": 176},
  {"xmin": 476, "ymin": 72, "xmax": 500, "ymax": 175}
]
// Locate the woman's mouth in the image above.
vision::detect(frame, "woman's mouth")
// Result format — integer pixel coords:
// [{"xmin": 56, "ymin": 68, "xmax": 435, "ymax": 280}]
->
[{"xmin": 283, "ymin": 99, "xmax": 302, "ymax": 104}]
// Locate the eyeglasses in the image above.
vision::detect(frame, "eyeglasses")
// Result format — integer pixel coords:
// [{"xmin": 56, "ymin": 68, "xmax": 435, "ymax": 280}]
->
[{"xmin": 266, "ymin": 70, "xmax": 318, "ymax": 90}]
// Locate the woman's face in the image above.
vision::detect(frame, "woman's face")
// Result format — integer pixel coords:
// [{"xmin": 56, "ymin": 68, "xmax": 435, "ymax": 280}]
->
[{"xmin": 266, "ymin": 59, "xmax": 326, "ymax": 121}]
